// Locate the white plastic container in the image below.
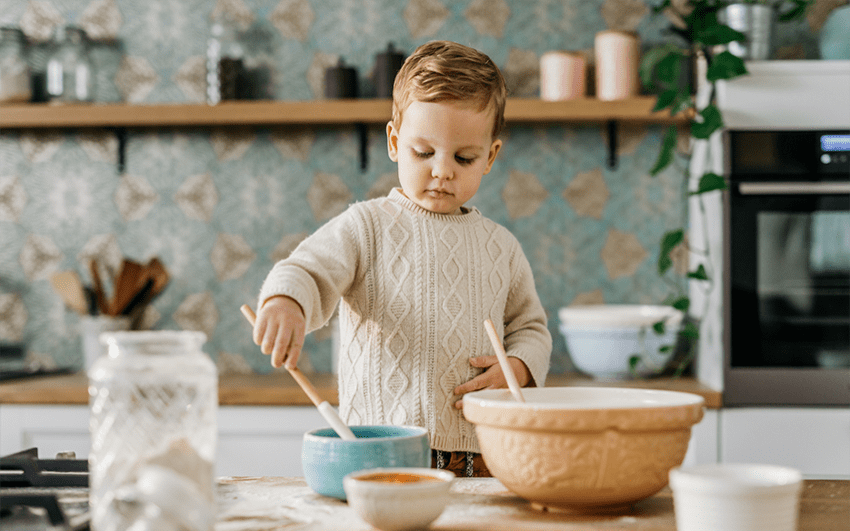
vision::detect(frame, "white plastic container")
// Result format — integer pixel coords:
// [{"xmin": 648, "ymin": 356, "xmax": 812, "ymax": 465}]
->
[
  {"xmin": 669, "ymin": 463, "xmax": 803, "ymax": 531},
  {"xmin": 88, "ymin": 331, "xmax": 218, "ymax": 531}
]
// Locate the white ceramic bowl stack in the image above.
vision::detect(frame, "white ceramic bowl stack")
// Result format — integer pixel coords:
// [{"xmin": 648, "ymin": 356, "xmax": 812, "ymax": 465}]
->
[{"xmin": 558, "ymin": 304, "xmax": 684, "ymax": 379}]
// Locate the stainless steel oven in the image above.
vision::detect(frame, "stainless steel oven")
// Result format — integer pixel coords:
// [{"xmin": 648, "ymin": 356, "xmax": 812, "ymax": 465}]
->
[{"xmin": 724, "ymin": 130, "xmax": 850, "ymax": 406}]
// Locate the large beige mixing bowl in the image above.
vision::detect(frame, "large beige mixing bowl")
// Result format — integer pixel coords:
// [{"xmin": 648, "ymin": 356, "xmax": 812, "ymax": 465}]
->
[{"xmin": 463, "ymin": 387, "xmax": 704, "ymax": 513}]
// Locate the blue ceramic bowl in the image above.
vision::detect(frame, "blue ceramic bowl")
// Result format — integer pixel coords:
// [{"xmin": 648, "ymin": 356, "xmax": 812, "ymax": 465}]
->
[{"xmin": 301, "ymin": 425, "xmax": 430, "ymax": 499}]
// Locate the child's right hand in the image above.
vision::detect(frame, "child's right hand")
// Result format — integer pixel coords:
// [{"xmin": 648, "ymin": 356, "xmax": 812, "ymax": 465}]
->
[{"xmin": 253, "ymin": 295, "xmax": 306, "ymax": 370}]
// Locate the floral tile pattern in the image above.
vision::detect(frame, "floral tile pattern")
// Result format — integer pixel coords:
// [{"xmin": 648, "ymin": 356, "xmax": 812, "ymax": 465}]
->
[{"xmin": 0, "ymin": 0, "xmax": 830, "ymax": 374}]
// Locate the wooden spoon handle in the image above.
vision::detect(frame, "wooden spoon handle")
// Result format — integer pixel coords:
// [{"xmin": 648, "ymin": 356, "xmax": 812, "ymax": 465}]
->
[
  {"xmin": 240, "ymin": 303, "xmax": 357, "ymax": 440},
  {"xmin": 240, "ymin": 304, "xmax": 323, "ymax": 407},
  {"xmin": 484, "ymin": 319, "xmax": 526, "ymax": 403}
]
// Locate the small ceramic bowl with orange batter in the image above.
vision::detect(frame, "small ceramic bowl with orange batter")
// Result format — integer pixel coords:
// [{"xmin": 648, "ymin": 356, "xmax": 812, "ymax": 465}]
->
[{"xmin": 343, "ymin": 467, "xmax": 455, "ymax": 531}]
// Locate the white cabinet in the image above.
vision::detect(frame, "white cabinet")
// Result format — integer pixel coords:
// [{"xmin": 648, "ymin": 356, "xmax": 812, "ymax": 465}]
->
[
  {"xmin": 0, "ymin": 404, "xmax": 326, "ymax": 477},
  {"xmin": 720, "ymin": 408, "xmax": 850, "ymax": 479},
  {"xmin": 717, "ymin": 60, "xmax": 850, "ymax": 129},
  {"xmin": 0, "ymin": 405, "xmax": 91, "ymax": 458},
  {"xmin": 217, "ymin": 406, "xmax": 327, "ymax": 477},
  {"xmin": 683, "ymin": 409, "xmax": 719, "ymax": 467}
]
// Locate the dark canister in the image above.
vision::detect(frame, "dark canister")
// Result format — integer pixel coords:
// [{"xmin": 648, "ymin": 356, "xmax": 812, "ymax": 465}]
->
[
  {"xmin": 373, "ymin": 43, "xmax": 405, "ymax": 98},
  {"xmin": 324, "ymin": 59, "xmax": 358, "ymax": 99}
]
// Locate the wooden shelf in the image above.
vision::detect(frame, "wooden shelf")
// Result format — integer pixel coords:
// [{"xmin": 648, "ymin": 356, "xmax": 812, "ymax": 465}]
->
[{"xmin": 0, "ymin": 97, "xmax": 680, "ymax": 129}]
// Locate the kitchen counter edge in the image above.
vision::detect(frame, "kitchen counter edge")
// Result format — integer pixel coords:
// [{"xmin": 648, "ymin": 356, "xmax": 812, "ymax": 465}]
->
[{"xmin": 0, "ymin": 372, "xmax": 722, "ymax": 408}]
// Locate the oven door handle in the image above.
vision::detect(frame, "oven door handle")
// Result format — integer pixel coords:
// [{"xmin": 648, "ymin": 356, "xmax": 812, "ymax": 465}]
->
[{"xmin": 738, "ymin": 182, "xmax": 850, "ymax": 195}]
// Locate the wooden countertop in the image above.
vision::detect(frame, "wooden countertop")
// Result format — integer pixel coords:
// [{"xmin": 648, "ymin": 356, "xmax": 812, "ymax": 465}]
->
[
  {"xmin": 216, "ymin": 477, "xmax": 848, "ymax": 531},
  {"xmin": 0, "ymin": 372, "xmax": 722, "ymax": 408}
]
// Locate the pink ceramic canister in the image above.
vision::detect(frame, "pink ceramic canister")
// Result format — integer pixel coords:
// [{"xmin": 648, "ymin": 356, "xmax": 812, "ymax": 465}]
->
[
  {"xmin": 594, "ymin": 30, "xmax": 640, "ymax": 101},
  {"xmin": 539, "ymin": 51, "xmax": 586, "ymax": 101}
]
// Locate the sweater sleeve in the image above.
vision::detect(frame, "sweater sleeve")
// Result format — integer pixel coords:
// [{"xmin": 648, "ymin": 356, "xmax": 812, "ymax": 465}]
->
[
  {"xmin": 258, "ymin": 206, "xmax": 363, "ymax": 332},
  {"xmin": 502, "ymin": 240, "xmax": 552, "ymax": 388}
]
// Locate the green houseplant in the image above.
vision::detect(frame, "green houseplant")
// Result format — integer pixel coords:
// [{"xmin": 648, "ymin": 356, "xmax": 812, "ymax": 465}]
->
[{"xmin": 635, "ymin": 0, "xmax": 812, "ymax": 377}]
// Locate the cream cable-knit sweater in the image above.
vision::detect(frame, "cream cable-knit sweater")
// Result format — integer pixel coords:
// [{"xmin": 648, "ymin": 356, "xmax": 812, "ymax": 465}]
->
[{"xmin": 259, "ymin": 188, "xmax": 551, "ymax": 453}]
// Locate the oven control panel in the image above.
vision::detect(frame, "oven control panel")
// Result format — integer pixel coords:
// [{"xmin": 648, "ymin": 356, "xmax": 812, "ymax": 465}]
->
[
  {"xmin": 729, "ymin": 130, "xmax": 850, "ymax": 180},
  {"xmin": 820, "ymin": 133, "xmax": 850, "ymax": 170}
]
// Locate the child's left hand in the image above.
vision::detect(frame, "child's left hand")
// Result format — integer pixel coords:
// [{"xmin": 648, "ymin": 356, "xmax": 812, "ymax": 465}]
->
[{"xmin": 453, "ymin": 356, "xmax": 532, "ymax": 409}]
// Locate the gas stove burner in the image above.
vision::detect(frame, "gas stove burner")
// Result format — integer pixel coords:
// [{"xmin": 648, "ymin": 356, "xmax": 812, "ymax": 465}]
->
[
  {"xmin": 0, "ymin": 448, "xmax": 88, "ymax": 488},
  {"xmin": 0, "ymin": 448, "xmax": 90, "ymax": 530}
]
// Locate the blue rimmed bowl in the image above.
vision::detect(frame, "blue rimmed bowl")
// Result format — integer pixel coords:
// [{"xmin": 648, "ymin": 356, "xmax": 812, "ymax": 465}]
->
[{"xmin": 301, "ymin": 425, "xmax": 430, "ymax": 499}]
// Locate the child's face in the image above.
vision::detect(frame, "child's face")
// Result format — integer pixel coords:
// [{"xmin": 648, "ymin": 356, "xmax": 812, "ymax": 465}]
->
[{"xmin": 387, "ymin": 100, "xmax": 502, "ymax": 215}]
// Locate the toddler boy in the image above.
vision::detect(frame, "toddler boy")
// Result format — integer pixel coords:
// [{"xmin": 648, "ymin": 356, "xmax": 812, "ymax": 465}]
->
[{"xmin": 253, "ymin": 40, "xmax": 551, "ymax": 477}]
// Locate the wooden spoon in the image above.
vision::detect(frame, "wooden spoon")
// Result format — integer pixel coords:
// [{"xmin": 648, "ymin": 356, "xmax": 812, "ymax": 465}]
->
[
  {"xmin": 50, "ymin": 270, "xmax": 88, "ymax": 315},
  {"xmin": 484, "ymin": 319, "xmax": 525, "ymax": 403},
  {"xmin": 145, "ymin": 257, "xmax": 169, "ymax": 297},
  {"xmin": 88, "ymin": 259, "xmax": 109, "ymax": 315},
  {"xmin": 240, "ymin": 304, "xmax": 357, "ymax": 440},
  {"xmin": 112, "ymin": 259, "xmax": 144, "ymax": 315}
]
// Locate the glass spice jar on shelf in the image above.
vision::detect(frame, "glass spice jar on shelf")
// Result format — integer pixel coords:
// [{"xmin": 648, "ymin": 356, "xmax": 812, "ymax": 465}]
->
[
  {"xmin": 46, "ymin": 25, "xmax": 95, "ymax": 103},
  {"xmin": 0, "ymin": 26, "xmax": 32, "ymax": 104},
  {"xmin": 206, "ymin": 13, "xmax": 247, "ymax": 104}
]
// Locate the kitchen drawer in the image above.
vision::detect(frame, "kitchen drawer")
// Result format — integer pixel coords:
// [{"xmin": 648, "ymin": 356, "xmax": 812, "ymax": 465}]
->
[
  {"xmin": 217, "ymin": 406, "xmax": 326, "ymax": 477},
  {"xmin": 683, "ymin": 409, "xmax": 719, "ymax": 466},
  {"xmin": 0, "ymin": 404, "xmax": 327, "ymax": 477},
  {"xmin": 0, "ymin": 405, "xmax": 91, "ymax": 458},
  {"xmin": 720, "ymin": 408, "xmax": 850, "ymax": 479}
]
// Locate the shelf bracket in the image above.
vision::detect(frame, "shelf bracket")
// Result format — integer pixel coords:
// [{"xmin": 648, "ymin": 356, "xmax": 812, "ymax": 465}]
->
[
  {"xmin": 356, "ymin": 123, "xmax": 368, "ymax": 171},
  {"xmin": 606, "ymin": 120, "xmax": 618, "ymax": 170},
  {"xmin": 113, "ymin": 127, "xmax": 128, "ymax": 175}
]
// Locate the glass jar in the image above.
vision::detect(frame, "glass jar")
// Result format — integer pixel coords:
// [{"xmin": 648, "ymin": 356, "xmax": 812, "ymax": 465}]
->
[
  {"xmin": 206, "ymin": 15, "xmax": 245, "ymax": 104},
  {"xmin": 0, "ymin": 26, "xmax": 31, "ymax": 104},
  {"xmin": 46, "ymin": 25, "xmax": 94, "ymax": 103},
  {"xmin": 88, "ymin": 331, "xmax": 218, "ymax": 531}
]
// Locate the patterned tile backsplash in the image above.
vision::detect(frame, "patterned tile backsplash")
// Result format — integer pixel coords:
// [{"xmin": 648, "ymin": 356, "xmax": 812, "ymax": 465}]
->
[{"xmin": 0, "ymin": 0, "xmax": 829, "ymax": 374}]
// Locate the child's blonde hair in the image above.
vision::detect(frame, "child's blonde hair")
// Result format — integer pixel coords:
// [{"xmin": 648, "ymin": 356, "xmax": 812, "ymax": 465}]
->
[{"xmin": 391, "ymin": 41, "xmax": 507, "ymax": 140}]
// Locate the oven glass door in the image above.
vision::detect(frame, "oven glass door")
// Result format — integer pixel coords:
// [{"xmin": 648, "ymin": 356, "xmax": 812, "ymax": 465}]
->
[{"xmin": 729, "ymin": 190, "xmax": 850, "ymax": 371}]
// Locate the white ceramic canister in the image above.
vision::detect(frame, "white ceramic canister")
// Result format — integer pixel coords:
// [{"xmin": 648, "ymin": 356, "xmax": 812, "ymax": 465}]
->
[
  {"xmin": 670, "ymin": 463, "xmax": 803, "ymax": 531},
  {"xmin": 88, "ymin": 331, "xmax": 218, "ymax": 531},
  {"xmin": 539, "ymin": 51, "xmax": 586, "ymax": 101},
  {"xmin": 594, "ymin": 30, "xmax": 640, "ymax": 101}
]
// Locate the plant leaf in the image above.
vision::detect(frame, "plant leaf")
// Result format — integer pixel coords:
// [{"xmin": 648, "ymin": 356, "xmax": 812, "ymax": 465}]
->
[
  {"xmin": 659, "ymin": 345, "xmax": 673, "ymax": 353},
  {"xmin": 652, "ymin": 89, "xmax": 680, "ymax": 112},
  {"xmin": 687, "ymin": 264, "xmax": 709, "ymax": 281},
  {"xmin": 640, "ymin": 46, "xmax": 681, "ymax": 90},
  {"xmin": 653, "ymin": 320, "xmax": 666, "ymax": 335},
  {"xmin": 706, "ymin": 51, "xmax": 748, "ymax": 82},
  {"xmin": 658, "ymin": 229, "xmax": 684, "ymax": 274},
  {"xmin": 628, "ymin": 355, "xmax": 641, "ymax": 372},
  {"xmin": 690, "ymin": 172, "xmax": 728, "ymax": 195},
  {"xmin": 670, "ymin": 296, "xmax": 690, "ymax": 312},
  {"xmin": 655, "ymin": 51, "xmax": 684, "ymax": 90},
  {"xmin": 691, "ymin": 105, "xmax": 723, "ymax": 139},
  {"xmin": 778, "ymin": 0, "xmax": 811, "ymax": 22},
  {"xmin": 679, "ymin": 320, "xmax": 700, "ymax": 339},
  {"xmin": 650, "ymin": 125, "xmax": 678, "ymax": 176},
  {"xmin": 696, "ymin": 23, "xmax": 747, "ymax": 46}
]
